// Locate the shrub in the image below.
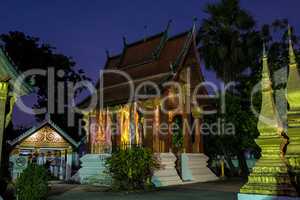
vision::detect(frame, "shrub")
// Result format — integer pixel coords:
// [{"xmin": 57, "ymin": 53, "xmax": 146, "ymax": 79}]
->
[
  {"xmin": 16, "ymin": 164, "xmax": 48, "ymax": 200},
  {"xmin": 106, "ymin": 146, "xmax": 159, "ymax": 190}
]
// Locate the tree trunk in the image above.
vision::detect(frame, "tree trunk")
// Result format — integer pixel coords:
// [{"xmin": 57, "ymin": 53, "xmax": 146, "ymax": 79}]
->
[{"xmin": 237, "ymin": 150, "xmax": 249, "ymax": 177}]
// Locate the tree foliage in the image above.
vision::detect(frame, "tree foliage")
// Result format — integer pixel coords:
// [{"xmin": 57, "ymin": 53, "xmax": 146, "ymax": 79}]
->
[
  {"xmin": 16, "ymin": 164, "xmax": 48, "ymax": 200},
  {"xmin": 199, "ymin": 0, "xmax": 261, "ymax": 83},
  {"xmin": 0, "ymin": 31, "xmax": 89, "ymax": 139},
  {"xmin": 106, "ymin": 146, "xmax": 159, "ymax": 190},
  {"xmin": 199, "ymin": 0, "xmax": 300, "ymax": 176}
]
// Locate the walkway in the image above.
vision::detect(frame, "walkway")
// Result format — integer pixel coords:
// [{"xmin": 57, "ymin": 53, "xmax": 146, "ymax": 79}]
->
[{"xmin": 48, "ymin": 179, "xmax": 245, "ymax": 200}]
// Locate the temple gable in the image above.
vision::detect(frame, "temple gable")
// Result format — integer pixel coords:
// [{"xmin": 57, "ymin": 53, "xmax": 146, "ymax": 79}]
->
[{"xmin": 20, "ymin": 125, "xmax": 70, "ymax": 148}]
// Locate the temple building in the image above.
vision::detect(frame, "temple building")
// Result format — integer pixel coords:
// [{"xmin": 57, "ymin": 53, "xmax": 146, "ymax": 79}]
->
[
  {"xmin": 78, "ymin": 22, "xmax": 218, "ymax": 186},
  {"xmin": 8, "ymin": 117, "xmax": 80, "ymax": 180}
]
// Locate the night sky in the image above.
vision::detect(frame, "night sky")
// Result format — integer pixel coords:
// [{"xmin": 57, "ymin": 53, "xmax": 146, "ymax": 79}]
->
[{"xmin": 0, "ymin": 0, "xmax": 299, "ymax": 127}]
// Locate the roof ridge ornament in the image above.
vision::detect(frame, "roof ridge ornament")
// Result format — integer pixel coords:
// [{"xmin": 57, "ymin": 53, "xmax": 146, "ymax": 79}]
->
[
  {"xmin": 152, "ymin": 20, "xmax": 172, "ymax": 59},
  {"xmin": 105, "ymin": 49, "xmax": 110, "ymax": 59},
  {"xmin": 165, "ymin": 19, "xmax": 172, "ymax": 33},
  {"xmin": 143, "ymin": 25, "xmax": 148, "ymax": 42},
  {"xmin": 122, "ymin": 36, "xmax": 127, "ymax": 47}
]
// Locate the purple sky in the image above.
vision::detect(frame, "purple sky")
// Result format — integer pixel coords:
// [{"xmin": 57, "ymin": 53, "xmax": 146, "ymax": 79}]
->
[{"xmin": 0, "ymin": 0, "xmax": 299, "ymax": 127}]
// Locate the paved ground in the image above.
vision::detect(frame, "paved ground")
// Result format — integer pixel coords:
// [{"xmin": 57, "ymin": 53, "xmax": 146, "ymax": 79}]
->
[{"xmin": 48, "ymin": 179, "xmax": 245, "ymax": 200}]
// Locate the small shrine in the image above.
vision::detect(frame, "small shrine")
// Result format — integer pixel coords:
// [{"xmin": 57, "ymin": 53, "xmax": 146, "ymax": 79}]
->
[{"xmin": 8, "ymin": 118, "xmax": 79, "ymax": 180}]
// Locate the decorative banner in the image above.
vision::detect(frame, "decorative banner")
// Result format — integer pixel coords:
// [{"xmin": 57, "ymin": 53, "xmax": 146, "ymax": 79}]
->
[
  {"xmin": 130, "ymin": 104, "xmax": 135, "ymax": 146},
  {"xmin": 134, "ymin": 103, "xmax": 140, "ymax": 145},
  {"xmin": 90, "ymin": 104, "xmax": 145, "ymax": 152},
  {"xmin": 105, "ymin": 108, "xmax": 112, "ymax": 147},
  {"xmin": 89, "ymin": 115, "xmax": 97, "ymax": 153},
  {"xmin": 96, "ymin": 111, "xmax": 106, "ymax": 144},
  {"xmin": 120, "ymin": 105, "xmax": 130, "ymax": 147}
]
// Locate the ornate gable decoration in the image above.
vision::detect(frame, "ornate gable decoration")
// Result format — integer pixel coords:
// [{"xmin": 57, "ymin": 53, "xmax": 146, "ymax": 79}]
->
[
  {"xmin": 20, "ymin": 125, "xmax": 70, "ymax": 148},
  {"xmin": 9, "ymin": 119, "xmax": 79, "ymax": 148}
]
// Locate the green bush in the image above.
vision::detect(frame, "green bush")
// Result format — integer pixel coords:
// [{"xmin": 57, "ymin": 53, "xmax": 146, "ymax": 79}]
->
[
  {"xmin": 16, "ymin": 164, "xmax": 48, "ymax": 200},
  {"xmin": 172, "ymin": 116, "xmax": 183, "ymax": 152},
  {"xmin": 106, "ymin": 146, "xmax": 159, "ymax": 190}
]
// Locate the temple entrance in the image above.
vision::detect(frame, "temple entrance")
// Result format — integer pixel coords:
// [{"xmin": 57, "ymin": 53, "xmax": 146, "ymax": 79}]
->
[{"xmin": 19, "ymin": 148, "xmax": 67, "ymax": 180}]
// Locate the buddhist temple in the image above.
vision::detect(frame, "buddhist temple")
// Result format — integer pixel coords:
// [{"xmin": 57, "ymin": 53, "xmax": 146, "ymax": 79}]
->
[{"xmin": 77, "ymin": 22, "xmax": 218, "ymax": 186}]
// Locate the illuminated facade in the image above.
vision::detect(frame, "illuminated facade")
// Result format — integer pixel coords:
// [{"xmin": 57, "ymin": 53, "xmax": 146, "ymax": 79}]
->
[{"xmin": 8, "ymin": 118, "xmax": 79, "ymax": 180}]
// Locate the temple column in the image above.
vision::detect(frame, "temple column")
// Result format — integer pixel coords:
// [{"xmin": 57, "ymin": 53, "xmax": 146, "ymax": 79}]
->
[
  {"xmin": 0, "ymin": 81, "xmax": 9, "ymax": 173},
  {"xmin": 53, "ymin": 151, "xmax": 59, "ymax": 178},
  {"xmin": 167, "ymin": 112, "xmax": 173, "ymax": 152},
  {"xmin": 65, "ymin": 146, "xmax": 72, "ymax": 180},
  {"xmin": 89, "ymin": 111, "xmax": 97, "ymax": 154},
  {"xmin": 192, "ymin": 107, "xmax": 204, "ymax": 153},
  {"xmin": 182, "ymin": 113, "xmax": 191, "ymax": 153},
  {"xmin": 153, "ymin": 100, "xmax": 160, "ymax": 152},
  {"xmin": 59, "ymin": 150, "xmax": 65, "ymax": 180}
]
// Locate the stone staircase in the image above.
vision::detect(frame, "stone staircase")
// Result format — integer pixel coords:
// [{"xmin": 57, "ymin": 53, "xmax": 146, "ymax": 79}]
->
[
  {"xmin": 72, "ymin": 154, "xmax": 112, "ymax": 186},
  {"xmin": 151, "ymin": 153, "xmax": 183, "ymax": 187},
  {"xmin": 181, "ymin": 153, "xmax": 218, "ymax": 182}
]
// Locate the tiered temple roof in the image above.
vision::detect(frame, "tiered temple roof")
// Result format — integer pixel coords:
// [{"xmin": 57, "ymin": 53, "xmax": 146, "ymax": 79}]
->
[{"xmin": 82, "ymin": 22, "xmax": 206, "ymax": 107}]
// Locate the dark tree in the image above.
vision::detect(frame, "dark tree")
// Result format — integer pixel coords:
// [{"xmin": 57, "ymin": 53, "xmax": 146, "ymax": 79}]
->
[{"xmin": 0, "ymin": 31, "xmax": 89, "ymax": 141}]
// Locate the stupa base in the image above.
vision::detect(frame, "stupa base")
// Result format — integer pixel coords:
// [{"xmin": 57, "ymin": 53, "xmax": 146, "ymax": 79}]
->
[{"xmin": 238, "ymin": 193, "xmax": 300, "ymax": 200}]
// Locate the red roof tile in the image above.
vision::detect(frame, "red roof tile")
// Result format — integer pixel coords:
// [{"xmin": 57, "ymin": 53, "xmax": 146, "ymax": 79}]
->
[{"xmin": 80, "ymin": 28, "xmax": 205, "ymax": 107}]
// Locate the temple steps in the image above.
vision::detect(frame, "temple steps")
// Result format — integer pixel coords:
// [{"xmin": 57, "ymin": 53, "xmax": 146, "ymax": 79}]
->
[
  {"xmin": 181, "ymin": 153, "xmax": 218, "ymax": 182},
  {"xmin": 73, "ymin": 154, "xmax": 111, "ymax": 185},
  {"xmin": 152, "ymin": 153, "xmax": 183, "ymax": 187}
]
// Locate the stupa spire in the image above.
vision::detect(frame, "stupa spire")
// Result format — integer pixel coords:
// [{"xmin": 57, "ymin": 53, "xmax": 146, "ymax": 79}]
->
[
  {"xmin": 285, "ymin": 25, "xmax": 300, "ymax": 194},
  {"xmin": 288, "ymin": 25, "xmax": 297, "ymax": 66},
  {"xmin": 287, "ymin": 25, "xmax": 300, "ymax": 111},
  {"xmin": 257, "ymin": 43, "xmax": 282, "ymax": 135}
]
